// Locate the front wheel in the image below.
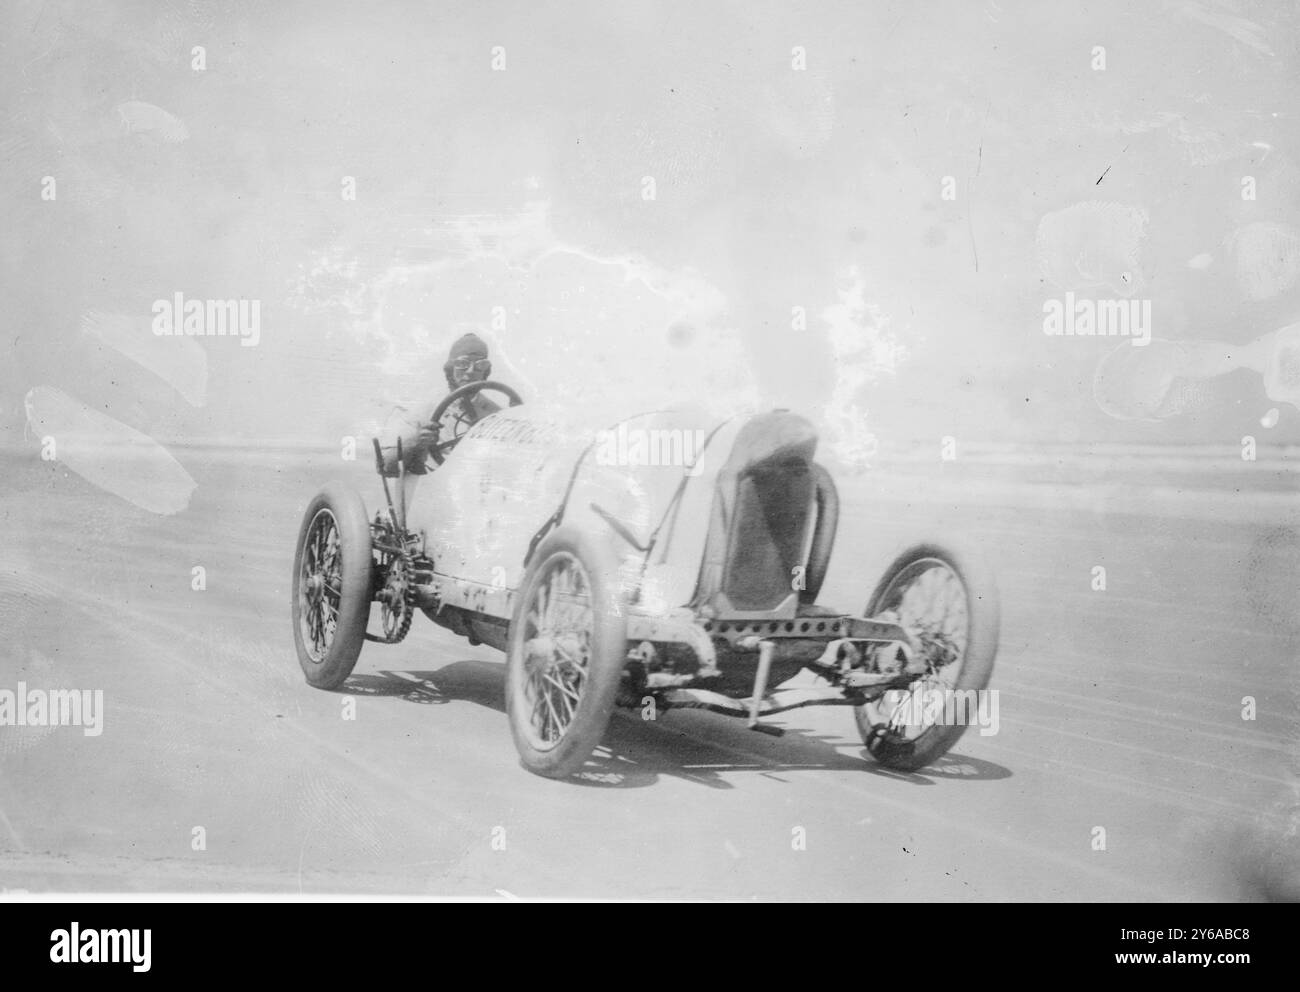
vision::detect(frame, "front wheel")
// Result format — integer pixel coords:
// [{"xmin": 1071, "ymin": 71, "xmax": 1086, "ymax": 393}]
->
[
  {"xmin": 292, "ymin": 483, "xmax": 373, "ymax": 689},
  {"xmin": 505, "ymin": 526, "xmax": 629, "ymax": 778},
  {"xmin": 854, "ymin": 542, "xmax": 999, "ymax": 771}
]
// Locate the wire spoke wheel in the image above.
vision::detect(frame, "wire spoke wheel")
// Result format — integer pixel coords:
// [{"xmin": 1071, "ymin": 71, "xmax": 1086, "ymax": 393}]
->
[
  {"xmin": 298, "ymin": 509, "xmax": 343, "ymax": 662},
  {"xmin": 521, "ymin": 554, "xmax": 594, "ymax": 749},
  {"xmin": 854, "ymin": 543, "xmax": 999, "ymax": 771},
  {"xmin": 291, "ymin": 484, "xmax": 374, "ymax": 689},
  {"xmin": 505, "ymin": 526, "xmax": 628, "ymax": 778},
  {"xmin": 865, "ymin": 560, "xmax": 970, "ymax": 742},
  {"xmin": 869, "ymin": 559, "xmax": 969, "ymax": 740}
]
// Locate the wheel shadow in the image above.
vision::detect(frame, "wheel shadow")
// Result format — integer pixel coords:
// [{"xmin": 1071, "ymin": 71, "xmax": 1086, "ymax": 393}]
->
[
  {"xmin": 341, "ymin": 661, "xmax": 1013, "ymax": 791},
  {"xmin": 341, "ymin": 661, "xmax": 506, "ymax": 710}
]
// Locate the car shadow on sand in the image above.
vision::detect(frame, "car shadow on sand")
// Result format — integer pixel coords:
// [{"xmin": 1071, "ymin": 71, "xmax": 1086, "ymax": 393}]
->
[{"xmin": 341, "ymin": 661, "xmax": 1012, "ymax": 791}]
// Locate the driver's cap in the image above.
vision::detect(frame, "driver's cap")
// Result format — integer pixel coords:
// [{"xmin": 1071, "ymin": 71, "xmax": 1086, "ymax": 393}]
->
[{"xmin": 449, "ymin": 332, "xmax": 488, "ymax": 359}]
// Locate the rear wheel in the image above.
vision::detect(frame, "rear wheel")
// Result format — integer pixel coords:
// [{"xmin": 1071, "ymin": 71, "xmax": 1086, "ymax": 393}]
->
[
  {"xmin": 292, "ymin": 484, "xmax": 373, "ymax": 689},
  {"xmin": 505, "ymin": 526, "xmax": 628, "ymax": 778},
  {"xmin": 854, "ymin": 542, "xmax": 999, "ymax": 771}
]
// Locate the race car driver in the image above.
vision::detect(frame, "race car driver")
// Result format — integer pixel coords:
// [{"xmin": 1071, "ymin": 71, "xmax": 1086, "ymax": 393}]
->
[
  {"xmin": 423, "ymin": 331, "xmax": 501, "ymax": 453},
  {"xmin": 441, "ymin": 332, "xmax": 501, "ymax": 417},
  {"xmin": 382, "ymin": 331, "xmax": 501, "ymax": 478}
]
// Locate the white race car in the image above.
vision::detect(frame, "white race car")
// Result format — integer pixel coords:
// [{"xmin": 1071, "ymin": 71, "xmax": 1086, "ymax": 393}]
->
[{"xmin": 292, "ymin": 380, "xmax": 1000, "ymax": 778}]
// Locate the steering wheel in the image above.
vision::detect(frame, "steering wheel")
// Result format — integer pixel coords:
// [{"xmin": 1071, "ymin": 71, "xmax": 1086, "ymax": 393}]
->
[{"xmin": 425, "ymin": 380, "xmax": 524, "ymax": 466}]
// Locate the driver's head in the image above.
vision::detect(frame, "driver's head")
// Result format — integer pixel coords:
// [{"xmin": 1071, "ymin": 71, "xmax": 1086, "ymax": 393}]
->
[{"xmin": 444, "ymin": 332, "xmax": 491, "ymax": 389}]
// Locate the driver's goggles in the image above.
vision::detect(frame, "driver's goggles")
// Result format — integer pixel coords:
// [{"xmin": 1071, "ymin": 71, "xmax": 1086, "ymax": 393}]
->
[{"xmin": 450, "ymin": 357, "xmax": 490, "ymax": 374}]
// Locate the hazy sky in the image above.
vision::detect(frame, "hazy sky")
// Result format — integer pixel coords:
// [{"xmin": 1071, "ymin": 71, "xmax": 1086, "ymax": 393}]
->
[{"xmin": 4, "ymin": 0, "xmax": 1299, "ymax": 452}]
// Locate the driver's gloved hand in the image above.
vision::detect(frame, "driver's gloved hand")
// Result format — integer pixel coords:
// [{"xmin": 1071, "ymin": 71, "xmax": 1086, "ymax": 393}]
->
[
  {"xmin": 417, "ymin": 420, "xmax": 440, "ymax": 452},
  {"xmin": 378, "ymin": 422, "xmax": 433, "ymax": 478},
  {"xmin": 400, "ymin": 420, "xmax": 436, "ymax": 473}
]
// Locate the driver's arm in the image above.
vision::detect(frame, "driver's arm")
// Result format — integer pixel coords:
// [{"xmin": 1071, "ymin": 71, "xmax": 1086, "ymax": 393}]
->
[{"xmin": 379, "ymin": 401, "xmax": 438, "ymax": 477}]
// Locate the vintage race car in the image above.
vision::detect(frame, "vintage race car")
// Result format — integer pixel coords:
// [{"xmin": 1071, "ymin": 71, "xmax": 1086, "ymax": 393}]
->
[{"xmin": 291, "ymin": 380, "xmax": 1000, "ymax": 778}]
